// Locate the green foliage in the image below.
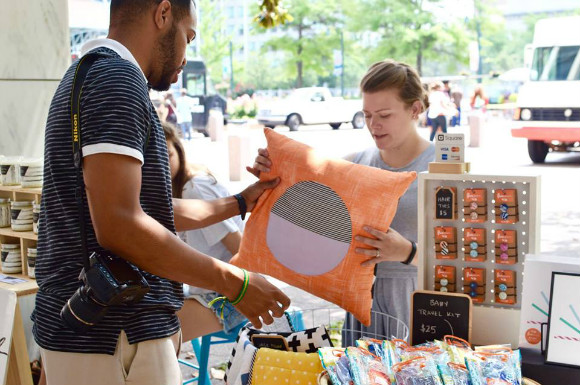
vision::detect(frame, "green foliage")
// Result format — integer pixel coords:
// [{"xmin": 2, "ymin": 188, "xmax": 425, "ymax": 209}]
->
[
  {"xmin": 260, "ymin": 0, "xmax": 343, "ymax": 87},
  {"xmin": 196, "ymin": 0, "xmax": 233, "ymax": 86}
]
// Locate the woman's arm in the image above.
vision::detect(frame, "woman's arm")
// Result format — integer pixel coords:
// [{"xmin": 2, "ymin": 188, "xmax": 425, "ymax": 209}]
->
[{"xmin": 221, "ymin": 231, "xmax": 242, "ymax": 255}]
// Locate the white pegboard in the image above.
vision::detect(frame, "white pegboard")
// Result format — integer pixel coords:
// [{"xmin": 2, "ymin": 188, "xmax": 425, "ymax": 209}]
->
[{"xmin": 417, "ymin": 172, "xmax": 541, "ymax": 346}]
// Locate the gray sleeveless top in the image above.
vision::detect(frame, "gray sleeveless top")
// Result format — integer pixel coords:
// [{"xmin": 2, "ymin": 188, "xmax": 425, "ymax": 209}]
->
[{"xmin": 352, "ymin": 144, "xmax": 435, "ymax": 278}]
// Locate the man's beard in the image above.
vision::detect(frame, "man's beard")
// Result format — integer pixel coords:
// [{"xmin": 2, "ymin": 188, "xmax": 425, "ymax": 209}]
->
[{"xmin": 150, "ymin": 24, "xmax": 178, "ymax": 91}]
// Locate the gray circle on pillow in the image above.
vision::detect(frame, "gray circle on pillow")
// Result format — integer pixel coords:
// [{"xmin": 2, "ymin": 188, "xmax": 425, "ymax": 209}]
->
[{"xmin": 267, "ymin": 181, "xmax": 352, "ymax": 276}]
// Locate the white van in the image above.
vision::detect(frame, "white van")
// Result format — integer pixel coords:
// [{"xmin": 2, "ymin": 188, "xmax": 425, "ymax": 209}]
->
[{"xmin": 511, "ymin": 16, "xmax": 580, "ymax": 163}]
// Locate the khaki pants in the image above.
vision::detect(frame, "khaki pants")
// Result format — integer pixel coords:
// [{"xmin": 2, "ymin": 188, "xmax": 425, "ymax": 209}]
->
[{"xmin": 40, "ymin": 330, "xmax": 182, "ymax": 385}]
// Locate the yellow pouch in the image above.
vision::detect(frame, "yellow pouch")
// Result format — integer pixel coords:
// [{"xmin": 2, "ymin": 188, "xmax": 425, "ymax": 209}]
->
[{"xmin": 251, "ymin": 348, "xmax": 323, "ymax": 385}]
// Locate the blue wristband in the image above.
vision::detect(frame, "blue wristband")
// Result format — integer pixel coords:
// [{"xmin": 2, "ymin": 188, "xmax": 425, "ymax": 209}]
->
[{"xmin": 234, "ymin": 193, "xmax": 247, "ymax": 220}]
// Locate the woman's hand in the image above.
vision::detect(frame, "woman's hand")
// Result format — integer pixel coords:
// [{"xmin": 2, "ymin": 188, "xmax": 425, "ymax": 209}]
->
[
  {"xmin": 355, "ymin": 226, "xmax": 413, "ymax": 267},
  {"xmin": 246, "ymin": 148, "xmax": 272, "ymax": 178},
  {"xmin": 240, "ymin": 177, "xmax": 280, "ymax": 212}
]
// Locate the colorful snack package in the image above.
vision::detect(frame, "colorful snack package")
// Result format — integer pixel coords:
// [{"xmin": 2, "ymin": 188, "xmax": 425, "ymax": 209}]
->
[
  {"xmin": 392, "ymin": 356, "xmax": 444, "ymax": 385},
  {"xmin": 445, "ymin": 363, "xmax": 472, "ymax": 385},
  {"xmin": 465, "ymin": 351, "xmax": 520, "ymax": 385},
  {"xmin": 346, "ymin": 347, "xmax": 391, "ymax": 385},
  {"xmin": 319, "ymin": 348, "xmax": 353, "ymax": 385},
  {"xmin": 443, "ymin": 336, "xmax": 473, "ymax": 364}
]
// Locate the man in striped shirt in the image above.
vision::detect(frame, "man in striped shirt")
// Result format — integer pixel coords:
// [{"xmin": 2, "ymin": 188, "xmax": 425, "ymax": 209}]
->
[{"xmin": 33, "ymin": 1, "xmax": 290, "ymax": 384}]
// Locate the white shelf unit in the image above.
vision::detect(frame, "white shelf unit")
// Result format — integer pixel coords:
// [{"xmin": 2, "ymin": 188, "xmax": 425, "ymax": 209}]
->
[
  {"xmin": 0, "ymin": 186, "xmax": 41, "ymax": 279},
  {"xmin": 418, "ymin": 173, "xmax": 541, "ymax": 347}
]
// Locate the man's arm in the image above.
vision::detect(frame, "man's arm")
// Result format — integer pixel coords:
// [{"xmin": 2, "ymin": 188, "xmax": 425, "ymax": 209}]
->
[
  {"xmin": 172, "ymin": 178, "xmax": 279, "ymax": 232},
  {"xmin": 83, "ymin": 153, "xmax": 289, "ymax": 327}
]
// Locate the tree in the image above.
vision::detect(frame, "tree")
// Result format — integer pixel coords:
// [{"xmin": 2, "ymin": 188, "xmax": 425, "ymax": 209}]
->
[
  {"xmin": 344, "ymin": 0, "xmax": 468, "ymax": 76},
  {"xmin": 261, "ymin": 0, "xmax": 342, "ymax": 88},
  {"xmin": 196, "ymin": 0, "xmax": 233, "ymax": 86}
]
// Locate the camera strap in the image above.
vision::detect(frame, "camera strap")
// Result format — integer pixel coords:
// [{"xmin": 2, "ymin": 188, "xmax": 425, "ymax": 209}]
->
[{"xmin": 70, "ymin": 52, "xmax": 152, "ymax": 271}]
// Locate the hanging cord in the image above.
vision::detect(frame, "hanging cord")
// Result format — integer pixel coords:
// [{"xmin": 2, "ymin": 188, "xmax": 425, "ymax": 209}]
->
[{"xmin": 208, "ymin": 269, "xmax": 249, "ymax": 319}]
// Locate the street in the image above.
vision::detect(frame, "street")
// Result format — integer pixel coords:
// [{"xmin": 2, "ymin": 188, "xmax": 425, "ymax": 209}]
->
[{"xmin": 178, "ymin": 113, "xmax": 580, "ymax": 383}]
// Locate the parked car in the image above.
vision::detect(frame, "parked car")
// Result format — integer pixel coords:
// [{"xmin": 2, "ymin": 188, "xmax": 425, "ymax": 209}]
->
[{"xmin": 257, "ymin": 87, "xmax": 364, "ymax": 131}]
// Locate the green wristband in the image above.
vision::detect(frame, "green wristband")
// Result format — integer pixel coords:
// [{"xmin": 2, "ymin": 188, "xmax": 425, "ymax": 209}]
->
[{"xmin": 231, "ymin": 269, "xmax": 249, "ymax": 305}]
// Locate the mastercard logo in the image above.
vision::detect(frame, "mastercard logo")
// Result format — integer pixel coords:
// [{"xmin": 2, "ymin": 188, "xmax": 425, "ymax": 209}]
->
[{"xmin": 451, "ymin": 147, "xmax": 460, "ymax": 152}]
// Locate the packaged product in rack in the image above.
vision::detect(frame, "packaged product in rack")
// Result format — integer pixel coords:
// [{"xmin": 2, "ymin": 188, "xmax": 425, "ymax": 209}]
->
[
  {"xmin": 435, "ymin": 187, "xmax": 457, "ymax": 220},
  {"xmin": 28, "ymin": 247, "xmax": 37, "ymax": 279},
  {"xmin": 495, "ymin": 230, "xmax": 518, "ymax": 265},
  {"xmin": 494, "ymin": 269, "xmax": 516, "ymax": 305},
  {"xmin": 1, "ymin": 243, "xmax": 22, "ymax": 274},
  {"xmin": 463, "ymin": 228, "xmax": 486, "ymax": 262},
  {"xmin": 19, "ymin": 158, "xmax": 43, "ymax": 188},
  {"xmin": 435, "ymin": 227, "xmax": 457, "ymax": 260},
  {"xmin": 494, "ymin": 189, "xmax": 519, "ymax": 224},
  {"xmin": 435, "ymin": 265, "xmax": 456, "ymax": 292},
  {"xmin": 33, "ymin": 202, "xmax": 40, "ymax": 234},
  {"xmin": 0, "ymin": 158, "xmax": 21, "ymax": 186},
  {"xmin": 0, "ymin": 198, "xmax": 10, "ymax": 227},
  {"xmin": 463, "ymin": 188, "xmax": 487, "ymax": 223},
  {"xmin": 463, "ymin": 268, "xmax": 486, "ymax": 303},
  {"xmin": 10, "ymin": 200, "xmax": 34, "ymax": 231}
]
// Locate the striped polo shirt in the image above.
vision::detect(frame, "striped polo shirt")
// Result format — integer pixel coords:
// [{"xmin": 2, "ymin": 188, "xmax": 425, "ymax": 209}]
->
[{"xmin": 33, "ymin": 39, "xmax": 183, "ymax": 354}]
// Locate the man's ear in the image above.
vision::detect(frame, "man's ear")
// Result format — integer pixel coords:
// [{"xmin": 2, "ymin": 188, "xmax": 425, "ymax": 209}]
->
[
  {"xmin": 154, "ymin": 0, "xmax": 173, "ymax": 30},
  {"xmin": 412, "ymin": 100, "xmax": 422, "ymax": 116}
]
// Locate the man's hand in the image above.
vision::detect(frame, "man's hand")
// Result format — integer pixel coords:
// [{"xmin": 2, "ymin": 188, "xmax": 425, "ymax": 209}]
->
[
  {"xmin": 233, "ymin": 272, "xmax": 291, "ymax": 329},
  {"xmin": 240, "ymin": 177, "xmax": 280, "ymax": 212}
]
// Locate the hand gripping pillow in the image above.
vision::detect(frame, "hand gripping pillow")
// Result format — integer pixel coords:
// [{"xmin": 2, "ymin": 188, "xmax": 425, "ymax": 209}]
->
[{"xmin": 230, "ymin": 129, "xmax": 416, "ymax": 325}]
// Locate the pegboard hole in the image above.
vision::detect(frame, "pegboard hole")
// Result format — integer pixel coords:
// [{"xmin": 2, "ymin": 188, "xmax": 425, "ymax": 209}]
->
[
  {"xmin": 523, "ymin": 191, "xmax": 527, "ymax": 195},
  {"xmin": 522, "ymin": 211, "xmax": 527, "ymax": 215},
  {"xmin": 522, "ymin": 231, "xmax": 526, "ymax": 236},
  {"xmin": 522, "ymin": 201, "xmax": 527, "ymax": 205}
]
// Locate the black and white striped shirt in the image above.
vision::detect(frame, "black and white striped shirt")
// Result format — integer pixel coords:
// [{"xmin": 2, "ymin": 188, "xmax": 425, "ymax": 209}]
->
[{"xmin": 33, "ymin": 39, "xmax": 183, "ymax": 354}]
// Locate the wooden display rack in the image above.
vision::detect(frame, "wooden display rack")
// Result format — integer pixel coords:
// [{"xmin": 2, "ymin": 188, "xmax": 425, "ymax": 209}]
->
[
  {"xmin": 0, "ymin": 185, "xmax": 40, "ymax": 385},
  {"xmin": 0, "ymin": 186, "xmax": 40, "ymax": 278},
  {"xmin": 417, "ymin": 172, "xmax": 541, "ymax": 347}
]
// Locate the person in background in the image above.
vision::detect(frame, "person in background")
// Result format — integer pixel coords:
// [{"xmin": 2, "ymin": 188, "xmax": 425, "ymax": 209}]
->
[
  {"xmin": 163, "ymin": 122, "xmax": 246, "ymax": 332},
  {"xmin": 427, "ymin": 81, "xmax": 456, "ymax": 141},
  {"xmin": 249, "ymin": 59, "xmax": 435, "ymax": 345},
  {"xmin": 450, "ymin": 83, "xmax": 463, "ymax": 127},
  {"xmin": 470, "ymin": 85, "xmax": 488, "ymax": 112},
  {"xmin": 176, "ymin": 88, "xmax": 193, "ymax": 140},
  {"xmin": 164, "ymin": 91, "xmax": 178, "ymax": 125}
]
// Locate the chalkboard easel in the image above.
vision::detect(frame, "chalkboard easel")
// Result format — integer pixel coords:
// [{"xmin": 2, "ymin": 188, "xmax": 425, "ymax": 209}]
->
[{"xmin": 411, "ymin": 290, "xmax": 472, "ymax": 346}]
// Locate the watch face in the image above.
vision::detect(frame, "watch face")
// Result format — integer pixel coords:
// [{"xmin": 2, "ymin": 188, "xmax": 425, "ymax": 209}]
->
[
  {"xmin": 498, "ymin": 292, "xmax": 508, "ymax": 300},
  {"xmin": 440, "ymin": 278, "xmax": 449, "ymax": 287},
  {"xmin": 440, "ymin": 287, "xmax": 448, "ymax": 292},
  {"xmin": 470, "ymin": 202, "xmax": 478, "ymax": 210}
]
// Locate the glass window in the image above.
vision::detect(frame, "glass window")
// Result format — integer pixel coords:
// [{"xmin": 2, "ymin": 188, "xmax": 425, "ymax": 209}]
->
[
  {"xmin": 226, "ymin": 6, "xmax": 234, "ymax": 18},
  {"xmin": 531, "ymin": 46, "xmax": 580, "ymax": 81},
  {"xmin": 185, "ymin": 73, "xmax": 205, "ymax": 96},
  {"xmin": 237, "ymin": 6, "xmax": 244, "ymax": 18}
]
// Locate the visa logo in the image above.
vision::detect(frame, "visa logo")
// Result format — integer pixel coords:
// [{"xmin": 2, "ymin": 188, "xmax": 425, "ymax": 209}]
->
[{"xmin": 441, "ymin": 147, "xmax": 449, "ymax": 151}]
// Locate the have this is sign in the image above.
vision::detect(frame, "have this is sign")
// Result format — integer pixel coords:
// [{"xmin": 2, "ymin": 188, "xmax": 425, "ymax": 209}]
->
[{"xmin": 411, "ymin": 290, "xmax": 472, "ymax": 345}]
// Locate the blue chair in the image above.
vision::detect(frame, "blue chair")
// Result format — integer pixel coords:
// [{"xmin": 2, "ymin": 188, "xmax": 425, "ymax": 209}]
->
[{"xmin": 179, "ymin": 322, "xmax": 246, "ymax": 385}]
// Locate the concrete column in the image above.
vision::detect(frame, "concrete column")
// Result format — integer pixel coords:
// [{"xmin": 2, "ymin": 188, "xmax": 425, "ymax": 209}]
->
[{"xmin": 0, "ymin": 0, "xmax": 70, "ymax": 157}]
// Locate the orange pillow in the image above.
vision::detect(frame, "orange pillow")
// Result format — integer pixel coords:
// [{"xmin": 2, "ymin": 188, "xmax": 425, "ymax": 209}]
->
[{"xmin": 230, "ymin": 129, "xmax": 416, "ymax": 325}]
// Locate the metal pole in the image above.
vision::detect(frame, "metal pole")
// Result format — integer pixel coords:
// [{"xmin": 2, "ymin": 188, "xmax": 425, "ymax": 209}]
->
[
  {"xmin": 229, "ymin": 41, "xmax": 234, "ymax": 95},
  {"xmin": 340, "ymin": 31, "xmax": 345, "ymax": 97}
]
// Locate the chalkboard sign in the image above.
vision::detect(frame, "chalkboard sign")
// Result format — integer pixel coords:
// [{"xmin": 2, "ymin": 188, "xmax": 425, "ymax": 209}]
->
[
  {"xmin": 411, "ymin": 290, "xmax": 472, "ymax": 345},
  {"xmin": 435, "ymin": 187, "xmax": 456, "ymax": 220},
  {"xmin": 251, "ymin": 334, "xmax": 289, "ymax": 351}
]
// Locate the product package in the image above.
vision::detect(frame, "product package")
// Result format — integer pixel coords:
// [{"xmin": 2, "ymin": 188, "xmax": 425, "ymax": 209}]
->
[
  {"xmin": 463, "ymin": 268, "xmax": 486, "ymax": 303},
  {"xmin": 494, "ymin": 189, "xmax": 519, "ymax": 224},
  {"xmin": 495, "ymin": 230, "xmax": 517, "ymax": 265},
  {"xmin": 435, "ymin": 227, "xmax": 457, "ymax": 260},
  {"xmin": 346, "ymin": 346, "xmax": 391, "ymax": 385},
  {"xmin": 463, "ymin": 228, "xmax": 486, "ymax": 262},
  {"xmin": 494, "ymin": 270, "xmax": 517, "ymax": 305},
  {"xmin": 435, "ymin": 265, "xmax": 456, "ymax": 293},
  {"xmin": 463, "ymin": 188, "xmax": 487, "ymax": 223}
]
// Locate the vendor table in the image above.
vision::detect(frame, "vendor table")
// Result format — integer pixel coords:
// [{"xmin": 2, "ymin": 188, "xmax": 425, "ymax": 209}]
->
[{"xmin": 521, "ymin": 347, "xmax": 580, "ymax": 385}]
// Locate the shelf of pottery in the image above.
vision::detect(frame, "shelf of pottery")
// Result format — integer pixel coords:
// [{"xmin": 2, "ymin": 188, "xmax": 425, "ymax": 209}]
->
[{"xmin": 0, "ymin": 157, "xmax": 42, "ymax": 280}]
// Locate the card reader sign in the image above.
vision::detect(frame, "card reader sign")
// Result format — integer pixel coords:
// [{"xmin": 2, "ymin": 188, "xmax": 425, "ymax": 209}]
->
[{"xmin": 436, "ymin": 134, "xmax": 465, "ymax": 163}]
